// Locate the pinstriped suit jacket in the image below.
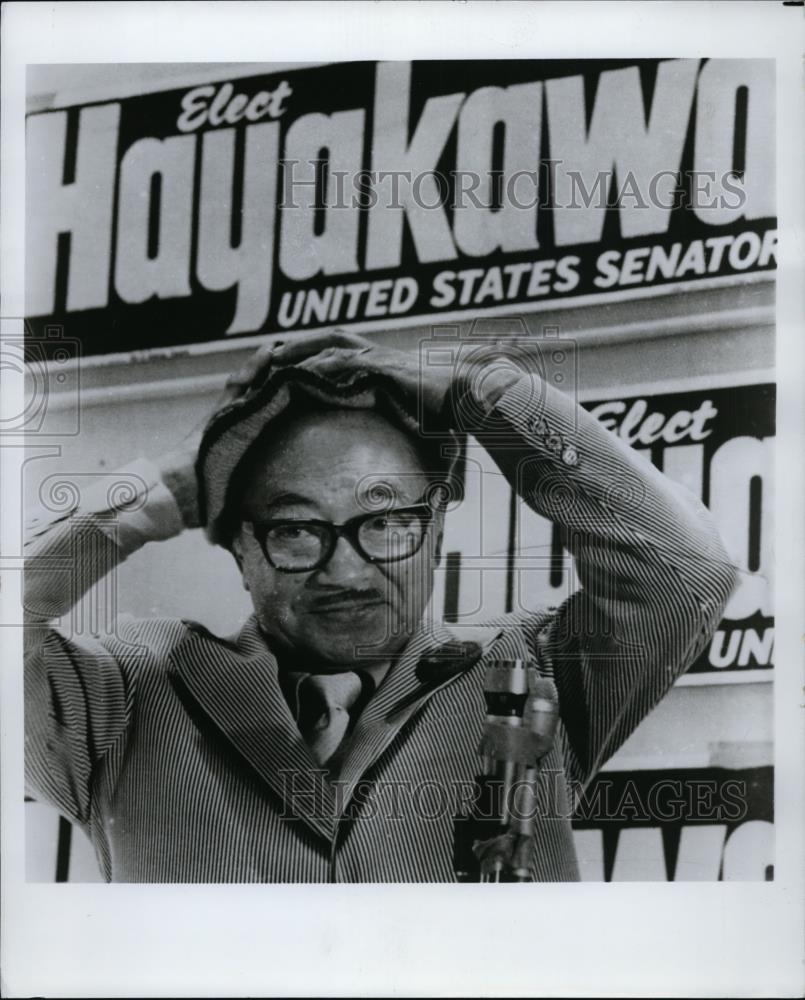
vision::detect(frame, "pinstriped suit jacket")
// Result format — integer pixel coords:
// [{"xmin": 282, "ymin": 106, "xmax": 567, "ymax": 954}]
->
[{"xmin": 24, "ymin": 375, "xmax": 736, "ymax": 881}]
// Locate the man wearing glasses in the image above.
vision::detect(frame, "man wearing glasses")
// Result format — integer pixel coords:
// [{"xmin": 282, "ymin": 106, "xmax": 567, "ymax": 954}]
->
[{"xmin": 24, "ymin": 329, "xmax": 736, "ymax": 882}]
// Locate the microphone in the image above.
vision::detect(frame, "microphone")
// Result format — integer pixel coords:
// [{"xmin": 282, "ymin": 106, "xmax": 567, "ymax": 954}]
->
[
  {"xmin": 386, "ymin": 640, "xmax": 485, "ymax": 721},
  {"xmin": 476, "ymin": 660, "xmax": 528, "ymax": 882},
  {"xmin": 454, "ymin": 660, "xmax": 559, "ymax": 882},
  {"xmin": 508, "ymin": 674, "xmax": 559, "ymax": 880},
  {"xmin": 415, "ymin": 640, "xmax": 484, "ymax": 686}
]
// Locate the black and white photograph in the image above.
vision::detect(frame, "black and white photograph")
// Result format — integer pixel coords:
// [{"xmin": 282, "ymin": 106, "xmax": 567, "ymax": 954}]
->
[{"xmin": 2, "ymin": 2, "xmax": 803, "ymax": 996}]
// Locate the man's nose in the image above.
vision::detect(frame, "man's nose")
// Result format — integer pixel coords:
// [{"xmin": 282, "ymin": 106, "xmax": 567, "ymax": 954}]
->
[{"xmin": 315, "ymin": 533, "xmax": 374, "ymax": 586}]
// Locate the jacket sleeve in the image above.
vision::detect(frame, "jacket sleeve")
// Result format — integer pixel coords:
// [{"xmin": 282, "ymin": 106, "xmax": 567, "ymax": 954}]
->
[
  {"xmin": 24, "ymin": 459, "xmax": 185, "ymax": 826},
  {"xmin": 456, "ymin": 371, "xmax": 737, "ymax": 787}
]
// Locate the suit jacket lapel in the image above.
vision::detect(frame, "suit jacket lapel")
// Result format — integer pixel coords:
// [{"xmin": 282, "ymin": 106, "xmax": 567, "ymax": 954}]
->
[
  {"xmin": 335, "ymin": 618, "xmax": 541, "ymax": 813},
  {"xmin": 167, "ymin": 617, "xmax": 337, "ymax": 841},
  {"xmin": 335, "ymin": 622, "xmax": 468, "ymax": 812}
]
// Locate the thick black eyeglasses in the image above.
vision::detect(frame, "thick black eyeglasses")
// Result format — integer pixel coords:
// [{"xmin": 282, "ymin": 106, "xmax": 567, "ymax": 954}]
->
[{"xmin": 244, "ymin": 500, "xmax": 438, "ymax": 573}]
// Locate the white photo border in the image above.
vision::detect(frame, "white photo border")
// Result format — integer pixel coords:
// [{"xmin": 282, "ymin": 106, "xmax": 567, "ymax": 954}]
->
[{"xmin": 2, "ymin": 3, "xmax": 803, "ymax": 997}]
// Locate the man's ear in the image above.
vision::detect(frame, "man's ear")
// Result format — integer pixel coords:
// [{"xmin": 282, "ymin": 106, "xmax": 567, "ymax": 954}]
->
[
  {"xmin": 230, "ymin": 533, "xmax": 249, "ymax": 592},
  {"xmin": 433, "ymin": 514, "xmax": 445, "ymax": 567}
]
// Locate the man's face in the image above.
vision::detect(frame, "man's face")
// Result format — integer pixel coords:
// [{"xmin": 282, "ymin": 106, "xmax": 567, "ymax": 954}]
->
[{"xmin": 233, "ymin": 410, "xmax": 442, "ymax": 670}]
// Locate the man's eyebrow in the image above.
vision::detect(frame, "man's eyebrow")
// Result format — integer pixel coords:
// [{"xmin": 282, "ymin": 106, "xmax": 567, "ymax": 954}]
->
[
  {"xmin": 251, "ymin": 492, "xmax": 319, "ymax": 516},
  {"xmin": 356, "ymin": 482, "xmax": 415, "ymax": 504}
]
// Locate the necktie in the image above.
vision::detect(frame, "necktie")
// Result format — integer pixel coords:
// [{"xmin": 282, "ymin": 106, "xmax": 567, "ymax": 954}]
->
[{"xmin": 299, "ymin": 672, "xmax": 363, "ymax": 766}]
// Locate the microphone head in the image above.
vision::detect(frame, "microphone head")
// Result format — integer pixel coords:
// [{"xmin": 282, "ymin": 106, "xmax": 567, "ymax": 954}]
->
[
  {"xmin": 528, "ymin": 675, "xmax": 559, "ymax": 704},
  {"xmin": 523, "ymin": 674, "xmax": 560, "ymax": 754},
  {"xmin": 483, "ymin": 659, "xmax": 530, "ymax": 717}
]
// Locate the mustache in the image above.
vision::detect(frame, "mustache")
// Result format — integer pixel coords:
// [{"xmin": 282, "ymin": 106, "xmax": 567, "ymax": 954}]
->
[{"xmin": 305, "ymin": 588, "xmax": 388, "ymax": 610}]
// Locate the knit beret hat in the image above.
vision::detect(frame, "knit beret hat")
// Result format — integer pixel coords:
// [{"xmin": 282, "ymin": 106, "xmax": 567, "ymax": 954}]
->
[{"xmin": 196, "ymin": 363, "xmax": 460, "ymax": 548}]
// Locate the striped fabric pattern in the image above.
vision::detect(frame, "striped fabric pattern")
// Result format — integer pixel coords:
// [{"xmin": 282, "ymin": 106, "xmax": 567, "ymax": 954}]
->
[{"xmin": 24, "ymin": 374, "xmax": 737, "ymax": 882}]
